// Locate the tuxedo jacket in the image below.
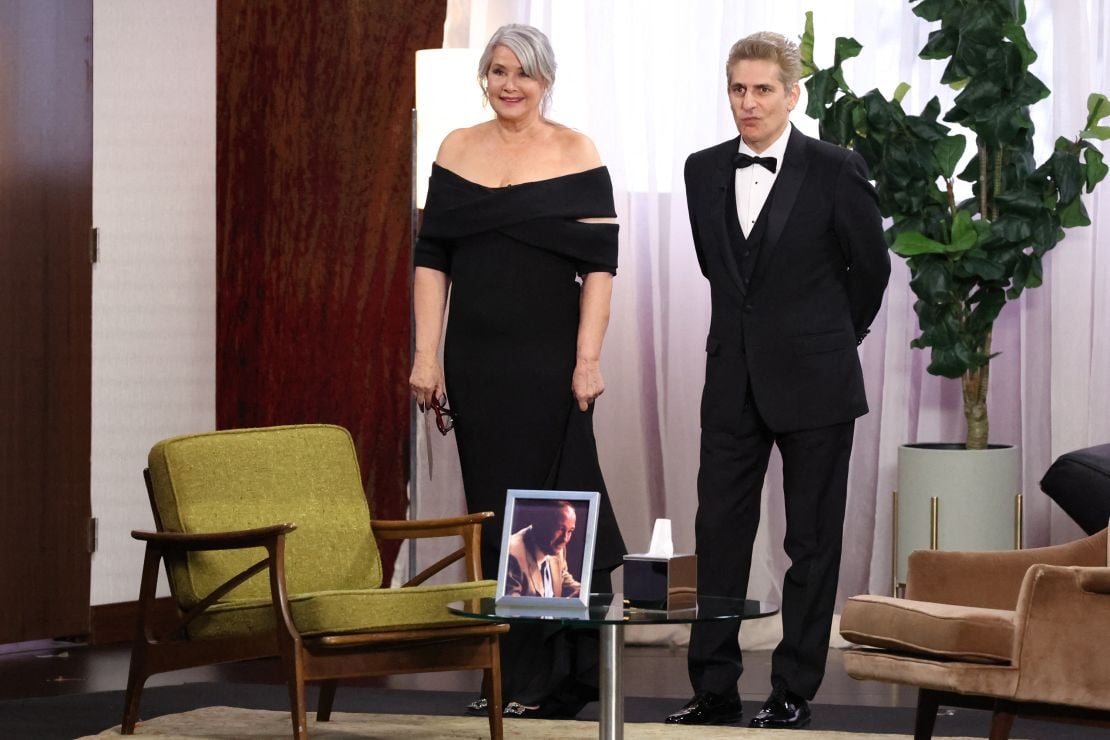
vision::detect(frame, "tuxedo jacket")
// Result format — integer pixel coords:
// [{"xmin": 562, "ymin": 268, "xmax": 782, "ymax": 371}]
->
[
  {"xmin": 504, "ymin": 526, "xmax": 580, "ymax": 598},
  {"xmin": 685, "ymin": 127, "xmax": 890, "ymax": 434}
]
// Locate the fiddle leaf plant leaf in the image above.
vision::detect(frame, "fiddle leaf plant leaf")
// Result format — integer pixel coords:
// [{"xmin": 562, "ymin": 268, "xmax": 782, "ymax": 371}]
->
[
  {"xmin": 911, "ymin": 0, "xmax": 950, "ymax": 22},
  {"xmin": 800, "ymin": 11, "xmax": 817, "ymax": 77},
  {"xmin": 934, "ymin": 134, "xmax": 966, "ymax": 178},
  {"xmin": 891, "ymin": 231, "xmax": 949, "ymax": 257},
  {"xmin": 833, "ymin": 36, "xmax": 863, "ymax": 67},
  {"xmin": 920, "ymin": 27, "xmax": 957, "ymax": 61},
  {"xmin": 1059, "ymin": 197, "xmax": 1090, "ymax": 228},
  {"xmin": 1084, "ymin": 146, "xmax": 1109, "ymax": 192},
  {"xmin": 1086, "ymin": 93, "xmax": 1110, "ymax": 129},
  {"xmin": 1013, "ymin": 253, "xmax": 1044, "ymax": 292},
  {"xmin": 927, "ymin": 347, "xmax": 969, "ymax": 379},
  {"xmin": 1002, "ymin": 20, "xmax": 1036, "ymax": 64},
  {"xmin": 1050, "ymin": 149, "xmax": 1085, "ymax": 205},
  {"xmin": 949, "ymin": 210, "xmax": 979, "ymax": 252},
  {"xmin": 805, "ymin": 70, "xmax": 841, "ymax": 119},
  {"xmin": 1082, "ymin": 93, "xmax": 1110, "ymax": 139}
]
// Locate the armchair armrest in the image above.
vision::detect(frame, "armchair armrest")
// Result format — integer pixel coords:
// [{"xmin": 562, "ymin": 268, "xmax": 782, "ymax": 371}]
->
[
  {"xmin": 131, "ymin": 522, "xmax": 299, "ymax": 641},
  {"xmin": 131, "ymin": 523, "xmax": 297, "ymax": 550},
  {"xmin": 905, "ymin": 531, "xmax": 1107, "ymax": 609},
  {"xmin": 1078, "ymin": 567, "xmax": 1110, "ymax": 593},
  {"xmin": 1010, "ymin": 564, "xmax": 1110, "ymax": 710},
  {"xmin": 372, "ymin": 511, "xmax": 494, "ymax": 540},
  {"xmin": 372, "ymin": 512, "xmax": 495, "ymax": 585}
]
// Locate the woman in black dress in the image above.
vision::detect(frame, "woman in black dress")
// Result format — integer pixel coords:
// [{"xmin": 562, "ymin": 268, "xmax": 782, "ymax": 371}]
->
[{"xmin": 409, "ymin": 23, "xmax": 626, "ymax": 719}]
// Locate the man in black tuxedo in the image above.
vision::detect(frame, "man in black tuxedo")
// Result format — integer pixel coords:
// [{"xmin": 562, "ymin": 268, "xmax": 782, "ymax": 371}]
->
[{"xmin": 665, "ymin": 32, "xmax": 889, "ymax": 729}]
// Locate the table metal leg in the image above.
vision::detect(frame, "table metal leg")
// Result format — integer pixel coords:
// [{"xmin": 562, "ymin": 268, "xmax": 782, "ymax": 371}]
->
[{"xmin": 598, "ymin": 623, "xmax": 623, "ymax": 740}]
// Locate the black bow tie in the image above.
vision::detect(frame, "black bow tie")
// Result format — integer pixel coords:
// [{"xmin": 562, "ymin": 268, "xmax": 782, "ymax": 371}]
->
[{"xmin": 733, "ymin": 152, "xmax": 777, "ymax": 173}]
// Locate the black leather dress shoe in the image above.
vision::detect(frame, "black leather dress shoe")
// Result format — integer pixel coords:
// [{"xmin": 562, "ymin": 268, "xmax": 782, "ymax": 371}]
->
[
  {"xmin": 665, "ymin": 692, "xmax": 743, "ymax": 725},
  {"xmin": 749, "ymin": 687, "xmax": 811, "ymax": 729}
]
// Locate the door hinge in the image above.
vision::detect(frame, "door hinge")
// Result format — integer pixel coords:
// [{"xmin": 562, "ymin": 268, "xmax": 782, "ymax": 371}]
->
[
  {"xmin": 88, "ymin": 517, "xmax": 98, "ymax": 554},
  {"xmin": 89, "ymin": 226, "xmax": 99, "ymax": 264}
]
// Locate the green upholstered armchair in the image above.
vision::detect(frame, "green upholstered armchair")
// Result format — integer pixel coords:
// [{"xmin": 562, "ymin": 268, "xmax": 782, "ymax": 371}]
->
[
  {"xmin": 839, "ymin": 527, "xmax": 1110, "ymax": 739},
  {"xmin": 121, "ymin": 424, "xmax": 507, "ymax": 739}
]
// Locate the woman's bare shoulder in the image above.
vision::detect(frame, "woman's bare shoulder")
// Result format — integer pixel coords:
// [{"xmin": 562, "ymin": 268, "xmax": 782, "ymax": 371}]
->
[
  {"xmin": 435, "ymin": 122, "xmax": 494, "ymax": 170},
  {"xmin": 553, "ymin": 127, "xmax": 603, "ymax": 170}
]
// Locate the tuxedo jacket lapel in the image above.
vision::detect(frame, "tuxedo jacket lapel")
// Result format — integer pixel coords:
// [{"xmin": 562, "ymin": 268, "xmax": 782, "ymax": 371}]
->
[
  {"xmin": 707, "ymin": 137, "xmax": 748, "ymax": 295},
  {"xmin": 751, "ymin": 127, "xmax": 808, "ymax": 287}
]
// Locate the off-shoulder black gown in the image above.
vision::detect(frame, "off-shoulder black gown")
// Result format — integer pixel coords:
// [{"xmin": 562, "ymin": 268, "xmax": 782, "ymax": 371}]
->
[{"xmin": 415, "ymin": 163, "xmax": 627, "ymax": 708}]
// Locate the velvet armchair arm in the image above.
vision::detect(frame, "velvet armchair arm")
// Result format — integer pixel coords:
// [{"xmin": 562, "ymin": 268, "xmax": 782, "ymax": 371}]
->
[{"xmin": 1008, "ymin": 564, "xmax": 1110, "ymax": 710}]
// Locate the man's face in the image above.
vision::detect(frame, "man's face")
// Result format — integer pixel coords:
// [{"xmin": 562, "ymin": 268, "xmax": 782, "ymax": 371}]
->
[
  {"xmin": 727, "ymin": 58, "xmax": 799, "ymax": 153},
  {"xmin": 536, "ymin": 505, "xmax": 576, "ymax": 556}
]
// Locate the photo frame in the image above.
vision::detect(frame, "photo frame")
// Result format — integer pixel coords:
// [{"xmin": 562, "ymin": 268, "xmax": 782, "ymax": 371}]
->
[{"xmin": 495, "ymin": 490, "xmax": 600, "ymax": 608}]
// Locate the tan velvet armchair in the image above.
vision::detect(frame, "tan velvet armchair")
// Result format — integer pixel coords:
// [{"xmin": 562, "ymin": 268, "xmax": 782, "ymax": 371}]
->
[
  {"xmin": 839, "ymin": 527, "xmax": 1110, "ymax": 739},
  {"xmin": 122, "ymin": 424, "xmax": 508, "ymax": 739}
]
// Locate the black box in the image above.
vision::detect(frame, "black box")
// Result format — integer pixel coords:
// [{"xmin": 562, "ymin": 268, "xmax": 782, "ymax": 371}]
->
[{"xmin": 623, "ymin": 554, "xmax": 697, "ymax": 610}]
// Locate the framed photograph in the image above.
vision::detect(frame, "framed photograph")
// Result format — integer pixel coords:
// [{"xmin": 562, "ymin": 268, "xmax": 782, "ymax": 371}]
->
[{"xmin": 495, "ymin": 490, "xmax": 600, "ymax": 608}]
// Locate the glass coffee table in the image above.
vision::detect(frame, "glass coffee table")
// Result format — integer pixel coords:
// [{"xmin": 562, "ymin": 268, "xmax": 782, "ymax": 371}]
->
[{"xmin": 449, "ymin": 593, "xmax": 777, "ymax": 740}]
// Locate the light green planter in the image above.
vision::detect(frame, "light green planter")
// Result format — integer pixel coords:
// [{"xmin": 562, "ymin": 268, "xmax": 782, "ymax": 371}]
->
[{"xmin": 894, "ymin": 444, "xmax": 1021, "ymax": 592}]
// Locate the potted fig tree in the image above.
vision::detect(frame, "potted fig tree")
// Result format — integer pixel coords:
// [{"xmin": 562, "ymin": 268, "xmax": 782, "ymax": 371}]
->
[{"xmin": 799, "ymin": 0, "xmax": 1108, "ymax": 587}]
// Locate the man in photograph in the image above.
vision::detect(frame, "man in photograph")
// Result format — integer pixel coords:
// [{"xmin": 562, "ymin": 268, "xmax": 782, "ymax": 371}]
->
[
  {"xmin": 505, "ymin": 500, "xmax": 581, "ymax": 598},
  {"xmin": 666, "ymin": 31, "xmax": 890, "ymax": 729}
]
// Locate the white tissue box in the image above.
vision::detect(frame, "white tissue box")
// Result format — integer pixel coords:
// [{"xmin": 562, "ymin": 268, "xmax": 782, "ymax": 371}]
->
[{"xmin": 623, "ymin": 553, "xmax": 696, "ymax": 610}]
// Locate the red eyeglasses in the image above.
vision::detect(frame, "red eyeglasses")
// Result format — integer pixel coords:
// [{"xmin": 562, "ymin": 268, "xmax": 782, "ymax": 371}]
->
[{"xmin": 429, "ymin": 396, "xmax": 455, "ymax": 435}]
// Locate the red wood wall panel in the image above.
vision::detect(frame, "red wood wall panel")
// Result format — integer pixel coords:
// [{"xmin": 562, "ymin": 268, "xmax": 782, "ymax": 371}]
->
[{"xmin": 217, "ymin": 0, "xmax": 445, "ymax": 580}]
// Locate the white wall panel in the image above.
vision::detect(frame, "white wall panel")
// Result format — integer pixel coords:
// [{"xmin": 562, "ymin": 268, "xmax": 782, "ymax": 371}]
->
[{"xmin": 91, "ymin": 0, "xmax": 216, "ymax": 605}]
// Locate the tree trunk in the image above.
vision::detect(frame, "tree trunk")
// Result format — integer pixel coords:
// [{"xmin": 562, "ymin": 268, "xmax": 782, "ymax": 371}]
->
[{"xmin": 962, "ymin": 331, "xmax": 992, "ymax": 450}]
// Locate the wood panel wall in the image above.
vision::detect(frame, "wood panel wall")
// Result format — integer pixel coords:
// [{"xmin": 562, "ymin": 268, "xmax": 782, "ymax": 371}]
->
[
  {"xmin": 0, "ymin": 0, "xmax": 93, "ymax": 643},
  {"xmin": 217, "ymin": 0, "xmax": 445, "ymax": 580}
]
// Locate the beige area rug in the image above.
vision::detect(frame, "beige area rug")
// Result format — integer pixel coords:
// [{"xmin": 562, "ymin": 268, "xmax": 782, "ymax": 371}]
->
[
  {"xmin": 624, "ymin": 613, "xmax": 853, "ymax": 650},
  {"xmin": 85, "ymin": 706, "xmax": 966, "ymax": 740}
]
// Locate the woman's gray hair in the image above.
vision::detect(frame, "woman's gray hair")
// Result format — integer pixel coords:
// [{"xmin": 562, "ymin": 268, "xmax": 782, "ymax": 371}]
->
[{"xmin": 478, "ymin": 23, "xmax": 557, "ymax": 113}]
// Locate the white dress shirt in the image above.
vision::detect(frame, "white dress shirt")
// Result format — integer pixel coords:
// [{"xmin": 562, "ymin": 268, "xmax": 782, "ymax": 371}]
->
[
  {"xmin": 735, "ymin": 123, "xmax": 792, "ymax": 238},
  {"xmin": 540, "ymin": 558, "xmax": 554, "ymax": 598}
]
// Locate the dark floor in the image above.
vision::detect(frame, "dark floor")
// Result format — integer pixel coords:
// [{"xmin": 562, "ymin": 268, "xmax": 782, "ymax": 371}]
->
[{"xmin": 0, "ymin": 636, "xmax": 913, "ymax": 708}]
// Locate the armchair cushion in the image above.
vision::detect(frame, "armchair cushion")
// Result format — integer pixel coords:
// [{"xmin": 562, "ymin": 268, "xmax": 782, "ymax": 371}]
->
[
  {"xmin": 147, "ymin": 425, "xmax": 383, "ymax": 609},
  {"xmin": 841, "ymin": 595, "xmax": 1015, "ymax": 664},
  {"xmin": 189, "ymin": 580, "xmax": 496, "ymax": 639}
]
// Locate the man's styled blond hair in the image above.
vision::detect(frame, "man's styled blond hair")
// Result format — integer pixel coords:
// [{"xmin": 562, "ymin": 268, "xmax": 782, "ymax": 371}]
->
[{"xmin": 726, "ymin": 31, "xmax": 802, "ymax": 88}]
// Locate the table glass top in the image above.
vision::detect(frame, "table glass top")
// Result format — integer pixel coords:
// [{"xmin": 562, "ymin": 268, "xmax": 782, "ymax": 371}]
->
[{"xmin": 448, "ymin": 593, "xmax": 777, "ymax": 626}]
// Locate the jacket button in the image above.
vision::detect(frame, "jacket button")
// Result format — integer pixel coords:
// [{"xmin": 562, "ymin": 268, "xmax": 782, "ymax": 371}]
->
[{"xmin": 744, "ymin": 304, "xmax": 753, "ymax": 313}]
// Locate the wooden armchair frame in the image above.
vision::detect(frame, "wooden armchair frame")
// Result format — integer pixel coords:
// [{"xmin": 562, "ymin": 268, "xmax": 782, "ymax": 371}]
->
[{"xmin": 123, "ymin": 470, "xmax": 508, "ymax": 739}]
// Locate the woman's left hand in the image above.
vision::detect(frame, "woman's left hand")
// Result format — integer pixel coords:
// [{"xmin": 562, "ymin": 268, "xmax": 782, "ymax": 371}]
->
[{"xmin": 572, "ymin": 358, "xmax": 605, "ymax": 411}]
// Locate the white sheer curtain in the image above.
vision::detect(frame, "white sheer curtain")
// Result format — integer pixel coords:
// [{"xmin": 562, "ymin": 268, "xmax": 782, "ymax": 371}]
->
[{"xmin": 414, "ymin": 0, "xmax": 1110, "ymax": 613}]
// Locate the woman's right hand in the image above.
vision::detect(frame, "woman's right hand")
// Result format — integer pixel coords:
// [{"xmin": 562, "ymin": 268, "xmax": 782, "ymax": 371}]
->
[{"xmin": 409, "ymin": 350, "xmax": 445, "ymax": 410}]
